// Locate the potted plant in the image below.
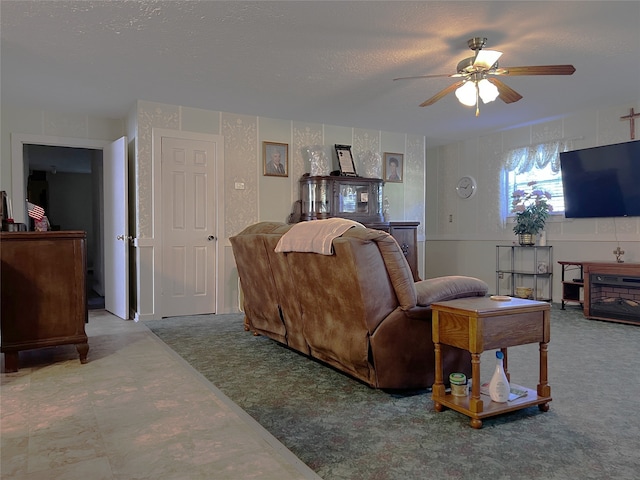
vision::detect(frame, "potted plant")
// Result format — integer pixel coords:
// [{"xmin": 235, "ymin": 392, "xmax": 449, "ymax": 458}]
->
[{"xmin": 511, "ymin": 182, "xmax": 552, "ymax": 246}]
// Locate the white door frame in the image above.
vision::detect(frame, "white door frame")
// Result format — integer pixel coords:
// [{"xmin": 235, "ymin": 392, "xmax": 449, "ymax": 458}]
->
[{"xmin": 151, "ymin": 128, "xmax": 226, "ymax": 318}]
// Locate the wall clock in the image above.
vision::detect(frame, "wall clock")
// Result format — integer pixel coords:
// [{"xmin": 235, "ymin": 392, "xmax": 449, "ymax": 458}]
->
[{"xmin": 456, "ymin": 176, "xmax": 477, "ymax": 199}]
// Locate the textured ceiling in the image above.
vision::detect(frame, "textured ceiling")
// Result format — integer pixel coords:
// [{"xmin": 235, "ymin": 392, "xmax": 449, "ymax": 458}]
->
[{"xmin": 2, "ymin": 1, "xmax": 639, "ymax": 146}]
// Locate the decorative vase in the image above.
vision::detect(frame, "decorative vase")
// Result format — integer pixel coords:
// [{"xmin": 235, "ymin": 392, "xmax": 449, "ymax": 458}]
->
[
  {"xmin": 305, "ymin": 146, "xmax": 330, "ymax": 176},
  {"xmin": 518, "ymin": 234, "xmax": 536, "ymax": 246},
  {"xmin": 538, "ymin": 230, "xmax": 547, "ymax": 246}
]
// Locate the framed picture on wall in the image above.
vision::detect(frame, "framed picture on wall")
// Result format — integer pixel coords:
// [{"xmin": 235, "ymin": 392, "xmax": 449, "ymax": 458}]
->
[
  {"xmin": 384, "ymin": 153, "xmax": 403, "ymax": 183},
  {"xmin": 263, "ymin": 142, "xmax": 288, "ymax": 177}
]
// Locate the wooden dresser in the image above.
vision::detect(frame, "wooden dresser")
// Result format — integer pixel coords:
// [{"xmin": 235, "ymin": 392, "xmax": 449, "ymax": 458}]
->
[
  {"xmin": 367, "ymin": 221, "xmax": 420, "ymax": 282},
  {"xmin": 1, "ymin": 231, "xmax": 89, "ymax": 372}
]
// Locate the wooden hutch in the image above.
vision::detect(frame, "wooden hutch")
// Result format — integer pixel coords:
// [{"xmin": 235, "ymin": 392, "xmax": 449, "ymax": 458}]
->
[{"xmin": 297, "ymin": 175, "xmax": 420, "ymax": 281}]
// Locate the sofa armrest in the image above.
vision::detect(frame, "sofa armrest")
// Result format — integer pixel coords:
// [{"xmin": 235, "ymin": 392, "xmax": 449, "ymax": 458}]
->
[{"xmin": 415, "ymin": 276, "xmax": 488, "ymax": 306}]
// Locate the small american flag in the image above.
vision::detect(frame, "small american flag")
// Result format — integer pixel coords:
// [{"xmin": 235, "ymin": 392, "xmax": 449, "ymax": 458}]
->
[{"xmin": 27, "ymin": 201, "xmax": 45, "ymax": 221}]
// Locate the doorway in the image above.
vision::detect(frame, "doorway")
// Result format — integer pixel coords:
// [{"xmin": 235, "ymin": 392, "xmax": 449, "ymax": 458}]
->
[
  {"xmin": 24, "ymin": 144, "xmax": 105, "ymax": 310},
  {"xmin": 13, "ymin": 133, "xmax": 129, "ymax": 319}
]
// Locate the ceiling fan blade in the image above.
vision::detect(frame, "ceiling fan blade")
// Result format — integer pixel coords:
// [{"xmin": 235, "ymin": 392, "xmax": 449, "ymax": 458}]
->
[
  {"xmin": 419, "ymin": 81, "xmax": 465, "ymax": 107},
  {"xmin": 487, "ymin": 78, "xmax": 523, "ymax": 104},
  {"xmin": 393, "ymin": 73, "xmax": 454, "ymax": 81},
  {"xmin": 497, "ymin": 65, "xmax": 576, "ymax": 76}
]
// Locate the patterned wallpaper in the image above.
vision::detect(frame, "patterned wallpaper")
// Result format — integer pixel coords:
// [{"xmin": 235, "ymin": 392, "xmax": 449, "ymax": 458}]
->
[
  {"xmin": 136, "ymin": 100, "xmax": 425, "ymax": 240},
  {"xmin": 222, "ymin": 113, "xmax": 258, "ymax": 238},
  {"xmin": 405, "ymin": 134, "xmax": 426, "ymax": 238},
  {"xmin": 353, "ymin": 129, "xmax": 381, "ymax": 179},
  {"xmin": 136, "ymin": 102, "xmax": 180, "ymax": 239}
]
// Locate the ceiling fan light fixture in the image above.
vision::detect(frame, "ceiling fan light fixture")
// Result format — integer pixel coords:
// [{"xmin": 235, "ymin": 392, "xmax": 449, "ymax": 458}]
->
[
  {"xmin": 473, "ymin": 49, "xmax": 503, "ymax": 70},
  {"xmin": 478, "ymin": 78, "xmax": 499, "ymax": 103},
  {"xmin": 455, "ymin": 81, "xmax": 477, "ymax": 106}
]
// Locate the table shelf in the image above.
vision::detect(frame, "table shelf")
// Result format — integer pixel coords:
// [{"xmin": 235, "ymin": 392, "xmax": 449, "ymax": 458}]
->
[{"xmin": 434, "ymin": 386, "xmax": 552, "ymax": 421}]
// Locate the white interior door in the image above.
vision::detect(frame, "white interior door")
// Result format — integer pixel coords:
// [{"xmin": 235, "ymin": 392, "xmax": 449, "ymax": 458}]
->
[
  {"xmin": 104, "ymin": 136, "xmax": 129, "ymax": 319},
  {"xmin": 161, "ymin": 136, "xmax": 217, "ymax": 317}
]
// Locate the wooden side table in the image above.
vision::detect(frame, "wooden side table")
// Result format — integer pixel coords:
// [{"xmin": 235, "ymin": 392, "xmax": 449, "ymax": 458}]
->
[{"xmin": 431, "ymin": 296, "xmax": 551, "ymax": 428}]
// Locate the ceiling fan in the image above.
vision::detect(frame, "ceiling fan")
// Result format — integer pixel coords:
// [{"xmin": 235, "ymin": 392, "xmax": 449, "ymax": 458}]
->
[{"xmin": 394, "ymin": 37, "xmax": 576, "ymax": 116}]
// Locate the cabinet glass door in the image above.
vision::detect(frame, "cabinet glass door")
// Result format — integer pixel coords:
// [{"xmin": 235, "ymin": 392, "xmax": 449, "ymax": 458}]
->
[{"xmin": 315, "ymin": 179, "xmax": 330, "ymax": 215}]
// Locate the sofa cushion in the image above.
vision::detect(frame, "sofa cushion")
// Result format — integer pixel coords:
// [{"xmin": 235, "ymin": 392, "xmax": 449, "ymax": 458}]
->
[{"xmin": 415, "ymin": 276, "xmax": 489, "ymax": 306}]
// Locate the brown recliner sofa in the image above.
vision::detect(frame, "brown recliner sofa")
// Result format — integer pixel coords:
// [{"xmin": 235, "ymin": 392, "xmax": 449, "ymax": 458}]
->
[{"xmin": 230, "ymin": 221, "xmax": 488, "ymax": 390}]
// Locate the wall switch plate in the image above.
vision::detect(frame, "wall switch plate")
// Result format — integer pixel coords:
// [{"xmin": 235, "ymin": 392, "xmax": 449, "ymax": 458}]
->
[{"xmin": 234, "ymin": 182, "xmax": 245, "ymax": 190}]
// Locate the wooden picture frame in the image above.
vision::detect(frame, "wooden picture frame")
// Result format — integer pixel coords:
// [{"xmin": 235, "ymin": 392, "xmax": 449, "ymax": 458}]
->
[
  {"xmin": 384, "ymin": 153, "xmax": 403, "ymax": 183},
  {"xmin": 335, "ymin": 144, "xmax": 357, "ymax": 176},
  {"xmin": 263, "ymin": 142, "xmax": 288, "ymax": 177}
]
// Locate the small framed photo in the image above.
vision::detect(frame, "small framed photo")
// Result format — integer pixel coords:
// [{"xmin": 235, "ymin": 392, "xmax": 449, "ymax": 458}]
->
[
  {"xmin": 384, "ymin": 153, "xmax": 403, "ymax": 183},
  {"xmin": 335, "ymin": 144, "xmax": 357, "ymax": 176},
  {"xmin": 263, "ymin": 142, "xmax": 288, "ymax": 177}
]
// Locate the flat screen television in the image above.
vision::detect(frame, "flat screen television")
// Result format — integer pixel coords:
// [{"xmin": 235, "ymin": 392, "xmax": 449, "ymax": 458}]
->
[{"xmin": 559, "ymin": 140, "xmax": 640, "ymax": 218}]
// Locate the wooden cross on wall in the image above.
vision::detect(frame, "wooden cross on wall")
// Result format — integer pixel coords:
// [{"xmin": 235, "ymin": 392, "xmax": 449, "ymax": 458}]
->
[{"xmin": 620, "ymin": 107, "xmax": 640, "ymax": 140}]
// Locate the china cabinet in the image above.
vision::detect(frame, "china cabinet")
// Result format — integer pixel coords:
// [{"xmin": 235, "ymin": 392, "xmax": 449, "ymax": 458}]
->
[
  {"xmin": 298, "ymin": 175, "xmax": 420, "ymax": 281},
  {"xmin": 300, "ymin": 175, "xmax": 384, "ymax": 224}
]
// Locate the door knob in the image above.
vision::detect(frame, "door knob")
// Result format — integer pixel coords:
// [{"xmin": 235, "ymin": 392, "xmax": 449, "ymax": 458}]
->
[
  {"xmin": 117, "ymin": 235, "xmax": 133, "ymax": 241},
  {"xmin": 207, "ymin": 235, "xmax": 216, "ymax": 241}
]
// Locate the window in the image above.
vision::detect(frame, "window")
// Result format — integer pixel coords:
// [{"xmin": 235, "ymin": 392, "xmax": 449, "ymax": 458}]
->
[
  {"xmin": 507, "ymin": 164, "xmax": 565, "ymax": 215},
  {"xmin": 504, "ymin": 140, "xmax": 575, "ymax": 217}
]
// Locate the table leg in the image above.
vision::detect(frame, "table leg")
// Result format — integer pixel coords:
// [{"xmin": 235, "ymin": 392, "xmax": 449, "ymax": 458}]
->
[
  {"xmin": 537, "ymin": 341, "xmax": 551, "ymax": 398},
  {"xmin": 76, "ymin": 342, "xmax": 89, "ymax": 364},
  {"xmin": 432, "ymin": 342, "xmax": 445, "ymax": 411},
  {"xmin": 468, "ymin": 352, "xmax": 483, "ymax": 413},
  {"xmin": 470, "ymin": 418, "xmax": 483, "ymax": 429}
]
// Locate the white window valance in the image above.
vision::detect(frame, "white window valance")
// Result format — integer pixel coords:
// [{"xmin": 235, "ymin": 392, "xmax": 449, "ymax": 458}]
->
[{"xmin": 503, "ymin": 139, "xmax": 575, "ymax": 174}]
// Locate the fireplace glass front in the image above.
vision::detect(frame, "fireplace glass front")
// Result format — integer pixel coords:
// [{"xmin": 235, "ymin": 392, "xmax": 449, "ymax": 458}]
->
[{"xmin": 589, "ymin": 273, "xmax": 640, "ymax": 324}]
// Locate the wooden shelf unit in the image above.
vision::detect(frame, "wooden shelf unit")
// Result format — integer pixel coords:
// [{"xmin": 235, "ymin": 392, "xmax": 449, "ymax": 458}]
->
[
  {"xmin": 558, "ymin": 261, "xmax": 584, "ymax": 310},
  {"xmin": 558, "ymin": 261, "xmax": 640, "ymax": 324},
  {"xmin": 496, "ymin": 245, "xmax": 553, "ymax": 301}
]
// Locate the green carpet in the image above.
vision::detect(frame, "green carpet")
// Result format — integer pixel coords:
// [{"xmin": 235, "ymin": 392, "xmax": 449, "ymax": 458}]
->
[{"xmin": 145, "ymin": 304, "xmax": 640, "ymax": 479}]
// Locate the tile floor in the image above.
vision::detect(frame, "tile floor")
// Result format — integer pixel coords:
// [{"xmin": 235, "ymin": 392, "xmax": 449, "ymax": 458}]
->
[{"xmin": 1, "ymin": 310, "xmax": 320, "ymax": 480}]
